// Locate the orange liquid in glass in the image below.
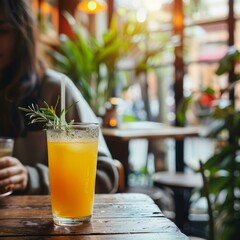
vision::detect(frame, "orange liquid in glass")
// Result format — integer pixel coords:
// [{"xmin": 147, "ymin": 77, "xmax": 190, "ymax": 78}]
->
[{"xmin": 48, "ymin": 140, "xmax": 98, "ymax": 218}]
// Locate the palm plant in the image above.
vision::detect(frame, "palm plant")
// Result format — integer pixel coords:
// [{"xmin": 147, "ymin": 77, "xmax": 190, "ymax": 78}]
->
[
  {"xmin": 48, "ymin": 12, "xmax": 171, "ymax": 116},
  {"xmin": 48, "ymin": 12, "xmax": 123, "ymax": 115}
]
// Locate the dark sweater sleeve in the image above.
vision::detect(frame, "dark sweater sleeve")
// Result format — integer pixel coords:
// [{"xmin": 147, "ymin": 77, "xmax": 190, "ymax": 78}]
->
[
  {"xmin": 95, "ymin": 156, "xmax": 119, "ymax": 193},
  {"xmin": 25, "ymin": 163, "xmax": 49, "ymax": 195},
  {"xmin": 15, "ymin": 164, "xmax": 49, "ymax": 195}
]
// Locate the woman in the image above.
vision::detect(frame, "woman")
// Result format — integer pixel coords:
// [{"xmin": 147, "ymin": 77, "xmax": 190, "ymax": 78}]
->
[{"xmin": 0, "ymin": 0, "xmax": 118, "ymax": 194}]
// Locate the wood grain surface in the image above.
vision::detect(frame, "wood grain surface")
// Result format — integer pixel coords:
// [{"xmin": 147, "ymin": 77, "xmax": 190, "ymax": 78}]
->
[{"xmin": 0, "ymin": 193, "xmax": 188, "ymax": 239}]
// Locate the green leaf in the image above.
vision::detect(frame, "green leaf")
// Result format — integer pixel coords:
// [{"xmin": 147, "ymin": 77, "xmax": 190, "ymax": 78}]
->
[
  {"xmin": 18, "ymin": 98, "xmax": 76, "ymax": 129},
  {"xmin": 216, "ymin": 46, "xmax": 240, "ymax": 75},
  {"xmin": 176, "ymin": 95, "xmax": 193, "ymax": 126},
  {"xmin": 208, "ymin": 176, "xmax": 229, "ymax": 194},
  {"xmin": 204, "ymin": 146, "xmax": 233, "ymax": 171}
]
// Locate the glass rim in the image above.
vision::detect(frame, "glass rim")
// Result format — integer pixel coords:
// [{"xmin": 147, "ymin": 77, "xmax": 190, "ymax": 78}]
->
[
  {"xmin": 0, "ymin": 138, "xmax": 14, "ymax": 143},
  {"xmin": 46, "ymin": 122, "xmax": 99, "ymax": 129}
]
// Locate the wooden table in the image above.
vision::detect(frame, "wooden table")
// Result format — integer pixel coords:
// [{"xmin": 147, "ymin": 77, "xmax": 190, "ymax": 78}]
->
[
  {"xmin": 102, "ymin": 121, "xmax": 200, "ymax": 187},
  {"xmin": 103, "ymin": 122, "xmax": 200, "ymax": 232},
  {"xmin": 0, "ymin": 193, "xmax": 188, "ymax": 239}
]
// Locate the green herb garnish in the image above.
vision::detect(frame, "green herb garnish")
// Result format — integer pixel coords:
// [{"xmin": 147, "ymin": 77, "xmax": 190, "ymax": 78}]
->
[{"xmin": 18, "ymin": 97, "xmax": 75, "ymax": 129}]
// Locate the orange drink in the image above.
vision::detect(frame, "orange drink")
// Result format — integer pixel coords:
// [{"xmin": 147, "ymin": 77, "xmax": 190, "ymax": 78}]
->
[{"xmin": 46, "ymin": 123, "xmax": 99, "ymax": 226}]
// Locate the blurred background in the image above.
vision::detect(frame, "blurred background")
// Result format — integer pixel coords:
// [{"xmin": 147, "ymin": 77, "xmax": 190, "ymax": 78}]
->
[
  {"xmin": 32, "ymin": 0, "xmax": 240, "ymax": 179},
  {"xmin": 31, "ymin": 1, "xmax": 240, "ymax": 238}
]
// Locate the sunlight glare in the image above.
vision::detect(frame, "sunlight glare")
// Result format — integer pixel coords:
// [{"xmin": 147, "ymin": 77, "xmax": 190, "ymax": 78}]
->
[
  {"xmin": 136, "ymin": 8, "xmax": 147, "ymax": 22},
  {"xmin": 131, "ymin": 0, "xmax": 162, "ymax": 12}
]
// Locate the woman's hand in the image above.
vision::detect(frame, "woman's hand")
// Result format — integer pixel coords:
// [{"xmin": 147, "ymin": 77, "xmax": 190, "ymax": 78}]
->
[{"xmin": 0, "ymin": 157, "xmax": 28, "ymax": 193}]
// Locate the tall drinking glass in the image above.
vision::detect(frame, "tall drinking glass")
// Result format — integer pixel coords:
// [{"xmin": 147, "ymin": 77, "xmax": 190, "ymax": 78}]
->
[
  {"xmin": 0, "ymin": 138, "xmax": 14, "ymax": 197},
  {"xmin": 46, "ymin": 123, "xmax": 99, "ymax": 226}
]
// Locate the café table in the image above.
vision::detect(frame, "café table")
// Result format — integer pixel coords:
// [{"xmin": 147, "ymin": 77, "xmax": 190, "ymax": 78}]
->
[
  {"xmin": 102, "ymin": 121, "xmax": 200, "ymax": 188},
  {"xmin": 0, "ymin": 193, "xmax": 188, "ymax": 239}
]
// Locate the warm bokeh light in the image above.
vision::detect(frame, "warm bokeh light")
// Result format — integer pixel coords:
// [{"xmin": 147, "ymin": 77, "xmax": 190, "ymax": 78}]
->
[
  {"xmin": 77, "ymin": 0, "xmax": 107, "ymax": 14},
  {"xmin": 109, "ymin": 117, "xmax": 118, "ymax": 127},
  {"xmin": 41, "ymin": 1, "xmax": 51, "ymax": 14},
  {"xmin": 88, "ymin": 1, "xmax": 97, "ymax": 11},
  {"xmin": 109, "ymin": 97, "xmax": 119, "ymax": 105}
]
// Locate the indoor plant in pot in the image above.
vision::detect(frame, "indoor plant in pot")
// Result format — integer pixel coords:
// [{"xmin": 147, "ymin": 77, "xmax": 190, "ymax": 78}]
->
[{"xmin": 195, "ymin": 46, "xmax": 240, "ymax": 240}]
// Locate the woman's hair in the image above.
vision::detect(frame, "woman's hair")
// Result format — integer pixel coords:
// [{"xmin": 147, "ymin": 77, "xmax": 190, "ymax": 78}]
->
[{"xmin": 0, "ymin": 0, "xmax": 44, "ymax": 137}]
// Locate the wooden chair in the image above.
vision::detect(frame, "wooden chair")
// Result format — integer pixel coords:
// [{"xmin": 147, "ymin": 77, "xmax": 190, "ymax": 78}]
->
[
  {"xmin": 113, "ymin": 159, "xmax": 125, "ymax": 193},
  {"xmin": 152, "ymin": 171, "xmax": 203, "ymax": 233}
]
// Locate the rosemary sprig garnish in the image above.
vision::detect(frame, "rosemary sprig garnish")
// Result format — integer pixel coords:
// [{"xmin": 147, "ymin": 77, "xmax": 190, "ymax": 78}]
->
[{"xmin": 18, "ymin": 97, "xmax": 75, "ymax": 130}]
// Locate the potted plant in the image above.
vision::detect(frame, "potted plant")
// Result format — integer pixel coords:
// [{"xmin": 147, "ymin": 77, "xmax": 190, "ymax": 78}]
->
[
  {"xmin": 48, "ymin": 12, "xmax": 171, "ymax": 117},
  {"xmin": 189, "ymin": 47, "xmax": 240, "ymax": 240}
]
